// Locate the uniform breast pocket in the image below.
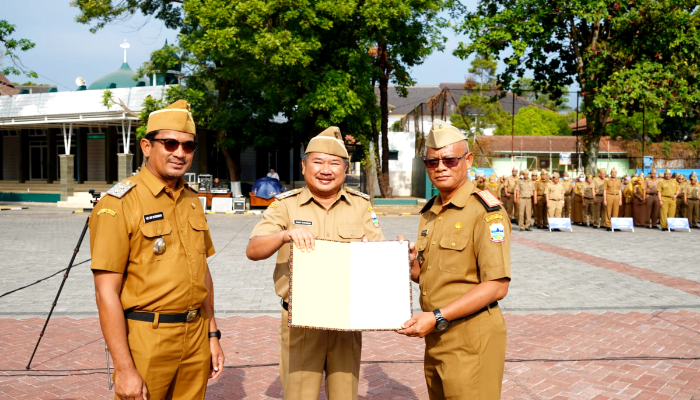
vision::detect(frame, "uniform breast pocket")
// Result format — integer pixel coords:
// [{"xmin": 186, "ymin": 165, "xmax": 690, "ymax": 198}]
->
[
  {"xmin": 139, "ymin": 220, "xmax": 174, "ymax": 263},
  {"xmin": 438, "ymin": 233, "xmax": 470, "ymax": 274},
  {"xmin": 188, "ymin": 217, "xmax": 209, "ymax": 254},
  {"xmin": 338, "ymin": 225, "xmax": 364, "ymax": 241}
]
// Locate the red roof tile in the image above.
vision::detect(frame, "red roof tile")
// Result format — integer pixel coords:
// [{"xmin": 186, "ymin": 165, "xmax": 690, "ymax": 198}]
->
[{"xmin": 475, "ymin": 135, "xmax": 627, "ymax": 154}]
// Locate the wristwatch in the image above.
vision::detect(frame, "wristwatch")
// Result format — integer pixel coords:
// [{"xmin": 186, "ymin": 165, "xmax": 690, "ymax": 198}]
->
[
  {"xmin": 433, "ymin": 309, "xmax": 449, "ymax": 331},
  {"xmin": 209, "ymin": 330, "xmax": 221, "ymax": 340}
]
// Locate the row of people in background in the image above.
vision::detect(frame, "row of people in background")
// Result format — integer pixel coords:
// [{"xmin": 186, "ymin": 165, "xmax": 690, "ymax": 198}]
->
[{"xmin": 473, "ymin": 167, "xmax": 699, "ymax": 232}]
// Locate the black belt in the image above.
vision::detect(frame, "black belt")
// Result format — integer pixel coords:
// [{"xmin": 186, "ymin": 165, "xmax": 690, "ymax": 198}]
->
[
  {"xmin": 451, "ymin": 302, "xmax": 499, "ymax": 324},
  {"xmin": 125, "ymin": 308, "xmax": 200, "ymax": 323}
]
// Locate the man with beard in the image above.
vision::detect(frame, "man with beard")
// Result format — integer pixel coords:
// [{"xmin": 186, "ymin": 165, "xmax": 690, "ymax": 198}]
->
[
  {"xmin": 246, "ymin": 127, "xmax": 384, "ymax": 400},
  {"xmin": 90, "ymin": 100, "xmax": 225, "ymax": 400}
]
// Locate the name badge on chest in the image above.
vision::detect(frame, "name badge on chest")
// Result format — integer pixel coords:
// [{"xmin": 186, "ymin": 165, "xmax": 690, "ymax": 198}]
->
[{"xmin": 293, "ymin": 220, "xmax": 313, "ymax": 226}]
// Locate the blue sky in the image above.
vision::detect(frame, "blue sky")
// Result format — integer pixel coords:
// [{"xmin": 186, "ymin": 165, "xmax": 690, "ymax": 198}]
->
[{"xmin": 3, "ymin": 1, "xmax": 576, "ymax": 106}]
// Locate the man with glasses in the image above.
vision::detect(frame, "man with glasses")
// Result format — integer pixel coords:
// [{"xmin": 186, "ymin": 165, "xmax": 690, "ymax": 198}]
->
[
  {"xmin": 398, "ymin": 119, "xmax": 510, "ymax": 399},
  {"xmin": 89, "ymin": 100, "xmax": 224, "ymax": 400},
  {"xmin": 246, "ymin": 126, "xmax": 384, "ymax": 400}
]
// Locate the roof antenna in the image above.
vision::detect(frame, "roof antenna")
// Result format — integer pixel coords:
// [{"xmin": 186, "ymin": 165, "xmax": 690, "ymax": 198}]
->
[{"xmin": 120, "ymin": 39, "xmax": 130, "ymax": 64}]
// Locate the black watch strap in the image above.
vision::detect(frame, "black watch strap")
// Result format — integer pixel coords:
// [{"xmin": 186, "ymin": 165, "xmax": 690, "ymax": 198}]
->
[{"xmin": 209, "ymin": 330, "xmax": 221, "ymax": 340}]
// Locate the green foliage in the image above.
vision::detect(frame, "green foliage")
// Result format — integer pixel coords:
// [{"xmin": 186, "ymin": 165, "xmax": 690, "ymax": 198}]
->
[
  {"xmin": 513, "ymin": 77, "xmax": 569, "ymax": 111},
  {"xmin": 496, "ymin": 106, "xmax": 571, "ymax": 136},
  {"xmin": 71, "ymin": 0, "xmax": 183, "ymax": 33},
  {"xmin": 12, "ymin": 81, "xmax": 49, "ymax": 86},
  {"xmin": 455, "ymin": 0, "xmax": 700, "ymax": 172},
  {"xmin": 468, "ymin": 53, "xmax": 497, "ymax": 88},
  {"xmin": 449, "ymin": 92, "xmax": 510, "ymax": 133},
  {"xmin": 605, "ymin": 109, "xmax": 662, "ymax": 141},
  {"xmin": 101, "ymin": 89, "xmax": 114, "ymax": 109},
  {"xmin": 0, "ymin": 20, "xmax": 37, "ymax": 78}
]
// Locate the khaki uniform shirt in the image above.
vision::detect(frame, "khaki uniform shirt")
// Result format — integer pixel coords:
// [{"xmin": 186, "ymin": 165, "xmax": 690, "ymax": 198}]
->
[
  {"xmin": 623, "ymin": 184, "xmax": 634, "ymax": 203},
  {"xmin": 593, "ymin": 176, "xmax": 606, "ymax": 196},
  {"xmin": 415, "ymin": 181, "xmax": 511, "ymax": 312},
  {"xmin": 249, "ymin": 187, "xmax": 384, "ymax": 301},
  {"xmin": 686, "ymin": 182, "xmax": 700, "ymax": 199},
  {"xmin": 574, "ymin": 182, "xmax": 585, "ymax": 196},
  {"xmin": 546, "ymin": 181, "xmax": 564, "ymax": 200},
  {"xmin": 562, "ymin": 180, "xmax": 573, "ymax": 196},
  {"xmin": 535, "ymin": 180, "xmax": 548, "ymax": 196},
  {"xmin": 644, "ymin": 177, "xmax": 660, "ymax": 194},
  {"xmin": 505, "ymin": 176, "xmax": 518, "ymax": 195},
  {"xmin": 515, "ymin": 179, "xmax": 534, "ymax": 198},
  {"xmin": 583, "ymin": 182, "xmax": 595, "ymax": 198},
  {"xmin": 603, "ymin": 178, "xmax": 622, "ymax": 195},
  {"xmin": 659, "ymin": 179, "xmax": 679, "ymax": 197},
  {"xmin": 89, "ymin": 167, "xmax": 215, "ymax": 313}
]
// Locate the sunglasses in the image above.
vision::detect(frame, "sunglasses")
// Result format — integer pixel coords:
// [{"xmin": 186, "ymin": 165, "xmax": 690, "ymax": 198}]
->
[
  {"xmin": 422, "ymin": 152, "xmax": 469, "ymax": 169},
  {"xmin": 151, "ymin": 138, "xmax": 198, "ymax": 154}
]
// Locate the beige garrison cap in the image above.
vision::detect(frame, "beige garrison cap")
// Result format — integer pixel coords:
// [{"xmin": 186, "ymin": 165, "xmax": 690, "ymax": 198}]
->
[
  {"xmin": 147, "ymin": 100, "xmax": 196, "ymax": 135},
  {"xmin": 651, "ymin": 168, "xmax": 657, "ymax": 173},
  {"xmin": 665, "ymin": 169, "xmax": 672, "ymax": 174},
  {"xmin": 552, "ymin": 172, "xmax": 560, "ymax": 178},
  {"xmin": 598, "ymin": 168, "xmax": 606, "ymax": 174},
  {"xmin": 305, "ymin": 126, "xmax": 349, "ymax": 158},
  {"xmin": 425, "ymin": 119, "xmax": 467, "ymax": 149}
]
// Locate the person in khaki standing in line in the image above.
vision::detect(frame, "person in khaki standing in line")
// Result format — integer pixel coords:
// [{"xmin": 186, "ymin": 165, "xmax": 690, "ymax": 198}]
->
[
  {"xmin": 622, "ymin": 176, "xmax": 634, "ymax": 218},
  {"xmin": 676, "ymin": 174, "xmax": 687, "ymax": 218},
  {"xmin": 485, "ymin": 174, "xmax": 502, "ymax": 199},
  {"xmin": 397, "ymin": 119, "xmax": 510, "ymax": 400},
  {"xmin": 684, "ymin": 172, "xmax": 700, "ymax": 228},
  {"xmin": 530, "ymin": 171, "xmax": 539, "ymax": 227},
  {"xmin": 572, "ymin": 174, "xmax": 585, "ymax": 225},
  {"xmin": 582, "ymin": 174, "xmax": 597, "ymax": 227},
  {"xmin": 644, "ymin": 169, "xmax": 661, "ymax": 228},
  {"xmin": 504, "ymin": 168, "xmax": 519, "ymax": 222},
  {"xmin": 535, "ymin": 170, "xmax": 549, "ymax": 229},
  {"xmin": 515, "ymin": 169, "xmax": 535, "ymax": 231},
  {"xmin": 246, "ymin": 127, "xmax": 384, "ymax": 400},
  {"xmin": 545, "ymin": 172, "xmax": 565, "ymax": 219},
  {"xmin": 90, "ymin": 100, "xmax": 225, "ymax": 400},
  {"xmin": 591, "ymin": 168, "xmax": 607, "ymax": 228},
  {"xmin": 658, "ymin": 169, "xmax": 680, "ymax": 231},
  {"xmin": 561, "ymin": 172, "xmax": 573, "ymax": 218},
  {"xmin": 602, "ymin": 168, "xmax": 622, "ymax": 231}
]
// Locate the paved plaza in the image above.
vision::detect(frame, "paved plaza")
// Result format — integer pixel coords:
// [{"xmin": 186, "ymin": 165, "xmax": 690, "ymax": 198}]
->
[{"xmin": 0, "ymin": 203, "xmax": 699, "ymax": 399}]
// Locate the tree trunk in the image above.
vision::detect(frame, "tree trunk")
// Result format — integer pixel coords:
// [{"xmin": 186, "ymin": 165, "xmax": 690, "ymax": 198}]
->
[
  {"xmin": 581, "ymin": 106, "xmax": 611, "ymax": 175},
  {"xmin": 218, "ymin": 130, "xmax": 240, "ymax": 181},
  {"xmin": 375, "ymin": 42, "xmax": 392, "ymax": 198}
]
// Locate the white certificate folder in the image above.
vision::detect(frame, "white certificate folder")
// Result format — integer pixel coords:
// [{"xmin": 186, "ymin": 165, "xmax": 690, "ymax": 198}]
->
[{"xmin": 288, "ymin": 240, "xmax": 412, "ymax": 331}]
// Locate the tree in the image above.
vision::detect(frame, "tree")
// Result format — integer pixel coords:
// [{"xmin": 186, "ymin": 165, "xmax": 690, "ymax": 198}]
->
[
  {"xmin": 449, "ymin": 92, "xmax": 510, "ymax": 134},
  {"xmin": 513, "ymin": 77, "xmax": 569, "ymax": 111},
  {"xmin": 0, "ymin": 20, "xmax": 36, "ymax": 78},
  {"xmin": 456, "ymin": 0, "xmax": 700, "ymax": 174},
  {"xmin": 496, "ymin": 106, "xmax": 572, "ymax": 136},
  {"xmin": 468, "ymin": 53, "xmax": 497, "ymax": 89}
]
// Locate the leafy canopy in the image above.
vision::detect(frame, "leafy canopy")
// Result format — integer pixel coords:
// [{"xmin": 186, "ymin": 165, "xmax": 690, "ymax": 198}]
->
[{"xmin": 0, "ymin": 20, "xmax": 37, "ymax": 78}]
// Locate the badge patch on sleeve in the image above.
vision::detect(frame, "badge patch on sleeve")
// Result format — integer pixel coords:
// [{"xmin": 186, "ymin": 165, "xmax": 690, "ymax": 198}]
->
[
  {"xmin": 371, "ymin": 212, "xmax": 380, "ymax": 228},
  {"xmin": 485, "ymin": 214, "xmax": 503, "ymax": 222},
  {"xmin": 143, "ymin": 212, "xmax": 164, "ymax": 223},
  {"xmin": 489, "ymin": 223, "xmax": 505, "ymax": 243},
  {"xmin": 97, "ymin": 208, "xmax": 116, "ymax": 217},
  {"xmin": 268, "ymin": 203, "xmax": 278, "ymax": 210}
]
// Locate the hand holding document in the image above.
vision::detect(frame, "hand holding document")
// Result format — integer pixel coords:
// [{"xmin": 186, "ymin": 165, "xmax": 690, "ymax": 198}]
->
[{"xmin": 288, "ymin": 240, "xmax": 412, "ymax": 331}]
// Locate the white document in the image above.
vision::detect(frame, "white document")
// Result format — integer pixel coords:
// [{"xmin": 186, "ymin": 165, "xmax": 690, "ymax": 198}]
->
[{"xmin": 289, "ymin": 240, "xmax": 412, "ymax": 331}]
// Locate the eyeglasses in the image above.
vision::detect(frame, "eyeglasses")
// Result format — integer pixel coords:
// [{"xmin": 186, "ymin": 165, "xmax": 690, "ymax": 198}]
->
[
  {"xmin": 151, "ymin": 138, "xmax": 198, "ymax": 154},
  {"xmin": 422, "ymin": 152, "xmax": 469, "ymax": 169}
]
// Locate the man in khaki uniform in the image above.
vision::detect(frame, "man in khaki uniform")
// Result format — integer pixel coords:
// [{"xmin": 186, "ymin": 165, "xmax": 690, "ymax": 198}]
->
[
  {"xmin": 582, "ymin": 175, "xmax": 596, "ymax": 226},
  {"xmin": 545, "ymin": 172, "xmax": 565, "ymax": 218},
  {"xmin": 603, "ymin": 168, "xmax": 623, "ymax": 230},
  {"xmin": 676, "ymin": 174, "xmax": 687, "ymax": 218},
  {"xmin": 398, "ymin": 119, "xmax": 510, "ymax": 400},
  {"xmin": 535, "ymin": 170, "xmax": 549, "ymax": 228},
  {"xmin": 531, "ymin": 171, "xmax": 539, "ymax": 226},
  {"xmin": 90, "ymin": 100, "xmax": 224, "ymax": 400},
  {"xmin": 246, "ymin": 127, "xmax": 384, "ymax": 400},
  {"xmin": 592, "ymin": 168, "xmax": 607, "ymax": 228},
  {"xmin": 504, "ymin": 168, "xmax": 519, "ymax": 222},
  {"xmin": 561, "ymin": 172, "xmax": 573, "ymax": 218},
  {"xmin": 515, "ymin": 169, "xmax": 535, "ymax": 231},
  {"xmin": 658, "ymin": 169, "xmax": 680, "ymax": 231},
  {"xmin": 644, "ymin": 169, "xmax": 661, "ymax": 228},
  {"xmin": 684, "ymin": 172, "xmax": 700, "ymax": 228}
]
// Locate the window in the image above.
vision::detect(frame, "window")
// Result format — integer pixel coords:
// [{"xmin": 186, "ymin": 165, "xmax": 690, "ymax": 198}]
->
[{"xmin": 388, "ymin": 150, "xmax": 399, "ymax": 161}]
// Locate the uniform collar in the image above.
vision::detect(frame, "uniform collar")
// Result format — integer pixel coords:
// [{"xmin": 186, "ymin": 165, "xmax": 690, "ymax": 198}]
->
[
  {"xmin": 430, "ymin": 179, "xmax": 475, "ymax": 213},
  {"xmin": 139, "ymin": 166, "xmax": 185, "ymax": 197},
  {"xmin": 299, "ymin": 186, "xmax": 352, "ymax": 207}
]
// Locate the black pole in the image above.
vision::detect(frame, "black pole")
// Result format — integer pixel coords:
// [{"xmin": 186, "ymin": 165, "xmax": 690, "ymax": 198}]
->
[
  {"xmin": 26, "ymin": 216, "xmax": 90, "ymax": 370},
  {"xmin": 642, "ymin": 105, "xmax": 646, "ymax": 174}
]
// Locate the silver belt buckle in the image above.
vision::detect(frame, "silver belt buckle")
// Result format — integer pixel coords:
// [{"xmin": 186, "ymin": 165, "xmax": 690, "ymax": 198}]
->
[{"xmin": 186, "ymin": 309, "xmax": 198, "ymax": 322}]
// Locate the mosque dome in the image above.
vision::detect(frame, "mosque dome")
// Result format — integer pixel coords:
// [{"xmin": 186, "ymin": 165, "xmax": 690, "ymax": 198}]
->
[{"xmin": 87, "ymin": 62, "xmax": 149, "ymax": 90}]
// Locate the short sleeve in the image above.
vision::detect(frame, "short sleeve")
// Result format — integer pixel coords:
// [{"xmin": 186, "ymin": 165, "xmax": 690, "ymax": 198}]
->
[
  {"xmin": 363, "ymin": 204, "xmax": 385, "ymax": 241},
  {"xmin": 474, "ymin": 207, "xmax": 511, "ymax": 282},
  {"xmin": 204, "ymin": 228, "xmax": 215, "ymax": 258},
  {"xmin": 89, "ymin": 196, "xmax": 132, "ymax": 273},
  {"xmin": 250, "ymin": 201, "xmax": 289, "ymax": 238}
]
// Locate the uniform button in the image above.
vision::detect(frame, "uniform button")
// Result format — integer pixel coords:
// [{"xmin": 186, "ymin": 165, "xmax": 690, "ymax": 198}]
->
[
  {"xmin": 438, "ymin": 217, "xmax": 443, "ymax": 221},
  {"xmin": 181, "ymin": 227, "xmax": 185, "ymax": 231},
  {"xmin": 451, "ymin": 242, "xmax": 455, "ymax": 247},
  {"xmin": 199, "ymin": 223, "xmax": 203, "ymax": 228},
  {"xmin": 422, "ymin": 291, "xmax": 427, "ymax": 296},
  {"xmin": 186, "ymin": 251, "xmax": 191, "ymax": 256},
  {"xmin": 191, "ymin": 202, "xmax": 196, "ymax": 208},
  {"xmin": 326, "ymin": 233, "xmax": 330, "ymax": 237},
  {"xmin": 427, "ymin": 265, "xmax": 432, "ymax": 270},
  {"xmin": 157, "ymin": 229, "xmax": 162, "ymax": 234},
  {"xmin": 431, "ymin": 241, "xmax": 435, "ymax": 245}
]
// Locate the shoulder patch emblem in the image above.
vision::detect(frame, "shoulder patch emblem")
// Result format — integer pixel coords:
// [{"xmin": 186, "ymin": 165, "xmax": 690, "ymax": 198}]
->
[
  {"xmin": 275, "ymin": 188, "xmax": 302, "ymax": 201},
  {"xmin": 489, "ymin": 223, "xmax": 505, "ymax": 243},
  {"xmin": 106, "ymin": 180, "xmax": 137, "ymax": 199},
  {"xmin": 473, "ymin": 190, "xmax": 502, "ymax": 212},
  {"xmin": 97, "ymin": 208, "xmax": 116, "ymax": 217},
  {"xmin": 345, "ymin": 187, "xmax": 370, "ymax": 201},
  {"xmin": 268, "ymin": 203, "xmax": 278, "ymax": 210}
]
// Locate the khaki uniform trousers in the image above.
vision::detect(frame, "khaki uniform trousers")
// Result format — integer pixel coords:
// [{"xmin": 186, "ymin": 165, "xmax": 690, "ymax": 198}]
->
[
  {"xmin": 424, "ymin": 306, "xmax": 506, "ymax": 400},
  {"xmin": 593, "ymin": 195, "xmax": 604, "ymax": 227},
  {"xmin": 660, "ymin": 196, "xmax": 677, "ymax": 229},
  {"xmin": 122, "ymin": 314, "xmax": 210, "ymax": 400},
  {"xmin": 604, "ymin": 194, "xmax": 620, "ymax": 228},
  {"xmin": 687, "ymin": 198, "xmax": 700, "ymax": 226},
  {"xmin": 279, "ymin": 310, "xmax": 361, "ymax": 400},
  {"xmin": 518, "ymin": 198, "xmax": 532, "ymax": 229},
  {"xmin": 563, "ymin": 194, "xmax": 572, "ymax": 218},
  {"xmin": 582, "ymin": 198, "xmax": 594, "ymax": 225},
  {"xmin": 676, "ymin": 197, "xmax": 686, "ymax": 218},
  {"xmin": 547, "ymin": 199, "xmax": 563, "ymax": 218},
  {"xmin": 536, "ymin": 195, "xmax": 547, "ymax": 226},
  {"xmin": 504, "ymin": 194, "xmax": 515, "ymax": 220},
  {"xmin": 646, "ymin": 194, "xmax": 660, "ymax": 225}
]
